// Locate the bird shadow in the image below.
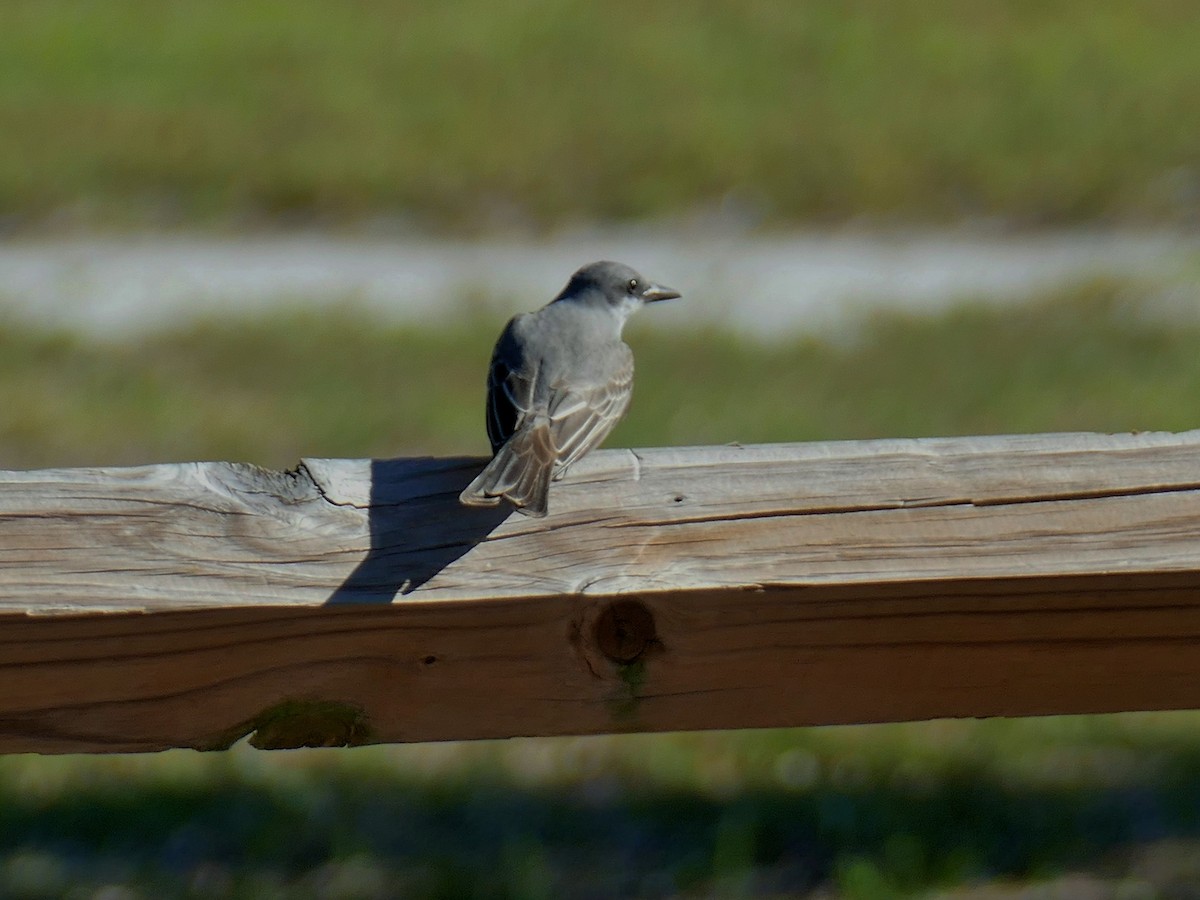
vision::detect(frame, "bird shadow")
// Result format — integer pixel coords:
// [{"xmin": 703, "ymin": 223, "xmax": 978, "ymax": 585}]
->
[{"xmin": 324, "ymin": 457, "xmax": 510, "ymax": 605}]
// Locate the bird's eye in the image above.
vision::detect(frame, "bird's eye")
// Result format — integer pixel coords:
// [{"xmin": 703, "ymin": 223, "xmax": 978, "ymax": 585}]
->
[{"xmin": 628, "ymin": 278, "xmax": 638, "ymax": 292}]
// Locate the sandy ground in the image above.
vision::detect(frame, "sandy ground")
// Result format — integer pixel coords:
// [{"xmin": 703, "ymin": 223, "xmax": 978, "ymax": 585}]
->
[{"xmin": 0, "ymin": 228, "xmax": 1195, "ymax": 337}]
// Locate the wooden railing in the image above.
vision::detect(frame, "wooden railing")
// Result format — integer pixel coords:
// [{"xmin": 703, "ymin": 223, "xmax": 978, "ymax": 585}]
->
[{"xmin": 4, "ymin": 431, "xmax": 1200, "ymax": 753}]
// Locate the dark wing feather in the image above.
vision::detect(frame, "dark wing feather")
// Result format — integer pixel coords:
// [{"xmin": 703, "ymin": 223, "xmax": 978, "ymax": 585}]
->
[
  {"xmin": 485, "ymin": 356, "xmax": 517, "ymax": 452},
  {"xmin": 485, "ymin": 324, "xmax": 536, "ymax": 453}
]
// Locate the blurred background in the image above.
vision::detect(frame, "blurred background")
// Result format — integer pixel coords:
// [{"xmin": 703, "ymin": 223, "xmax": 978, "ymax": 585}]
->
[{"xmin": 3, "ymin": 1, "xmax": 1200, "ymax": 897}]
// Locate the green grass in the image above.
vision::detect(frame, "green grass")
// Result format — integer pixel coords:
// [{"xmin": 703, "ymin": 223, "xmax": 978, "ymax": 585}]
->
[
  {"xmin": 5, "ymin": 281, "xmax": 1200, "ymax": 896},
  {"xmin": 4, "ymin": 715, "xmax": 1200, "ymax": 897},
  {"xmin": 1, "ymin": 278, "xmax": 1196, "ymax": 470},
  {"xmin": 3, "ymin": 1, "xmax": 1199, "ymax": 230}
]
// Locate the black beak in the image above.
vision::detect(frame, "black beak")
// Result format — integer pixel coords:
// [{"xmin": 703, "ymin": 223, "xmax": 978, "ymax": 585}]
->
[{"xmin": 642, "ymin": 283, "xmax": 681, "ymax": 303}]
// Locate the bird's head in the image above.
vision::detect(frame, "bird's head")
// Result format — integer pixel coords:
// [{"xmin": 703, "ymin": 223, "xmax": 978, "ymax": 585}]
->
[{"xmin": 557, "ymin": 260, "xmax": 681, "ymax": 324}]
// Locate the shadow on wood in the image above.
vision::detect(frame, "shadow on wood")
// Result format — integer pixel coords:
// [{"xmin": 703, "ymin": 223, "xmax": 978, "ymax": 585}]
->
[{"xmin": 324, "ymin": 457, "xmax": 510, "ymax": 604}]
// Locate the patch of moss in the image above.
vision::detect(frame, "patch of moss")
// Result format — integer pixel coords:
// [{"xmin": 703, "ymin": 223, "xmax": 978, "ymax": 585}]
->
[{"xmin": 198, "ymin": 699, "xmax": 373, "ymax": 751}]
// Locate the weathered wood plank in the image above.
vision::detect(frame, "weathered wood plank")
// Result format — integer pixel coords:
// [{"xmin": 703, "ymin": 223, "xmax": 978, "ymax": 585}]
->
[{"xmin": 3, "ymin": 431, "xmax": 1200, "ymax": 753}]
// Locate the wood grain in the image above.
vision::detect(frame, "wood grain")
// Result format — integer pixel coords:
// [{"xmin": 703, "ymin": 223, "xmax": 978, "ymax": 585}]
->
[{"xmin": 3, "ymin": 431, "xmax": 1200, "ymax": 752}]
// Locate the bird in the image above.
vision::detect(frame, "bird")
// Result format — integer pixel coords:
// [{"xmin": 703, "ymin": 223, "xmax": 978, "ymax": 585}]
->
[{"xmin": 459, "ymin": 260, "xmax": 681, "ymax": 517}]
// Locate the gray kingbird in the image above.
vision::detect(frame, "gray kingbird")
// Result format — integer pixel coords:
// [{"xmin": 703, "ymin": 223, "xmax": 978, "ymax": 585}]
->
[{"xmin": 459, "ymin": 260, "xmax": 681, "ymax": 517}]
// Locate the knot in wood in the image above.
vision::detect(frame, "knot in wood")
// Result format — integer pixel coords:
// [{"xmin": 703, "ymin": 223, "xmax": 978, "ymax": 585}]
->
[{"xmin": 594, "ymin": 600, "xmax": 657, "ymax": 664}]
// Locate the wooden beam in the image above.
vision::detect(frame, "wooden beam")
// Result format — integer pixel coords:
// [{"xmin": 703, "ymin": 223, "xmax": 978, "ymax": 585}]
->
[{"xmin": 3, "ymin": 431, "xmax": 1200, "ymax": 753}]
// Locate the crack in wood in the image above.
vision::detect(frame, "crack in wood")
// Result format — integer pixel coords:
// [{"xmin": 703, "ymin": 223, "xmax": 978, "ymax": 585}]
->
[{"xmin": 604, "ymin": 482, "xmax": 1200, "ymax": 530}]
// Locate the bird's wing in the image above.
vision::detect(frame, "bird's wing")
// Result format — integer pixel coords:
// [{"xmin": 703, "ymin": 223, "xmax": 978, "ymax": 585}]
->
[
  {"xmin": 486, "ymin": 334, "xmax": 536, "ymax": 453},
  {"xmin": 546, "ymin": 352, "xmax": 634, "ymax": 475}
]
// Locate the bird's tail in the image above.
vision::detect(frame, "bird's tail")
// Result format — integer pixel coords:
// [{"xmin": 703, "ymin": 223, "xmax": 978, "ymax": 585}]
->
[{"xmin": 459, "ymin": 423, "xmax": 556, "ymax": 517}]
